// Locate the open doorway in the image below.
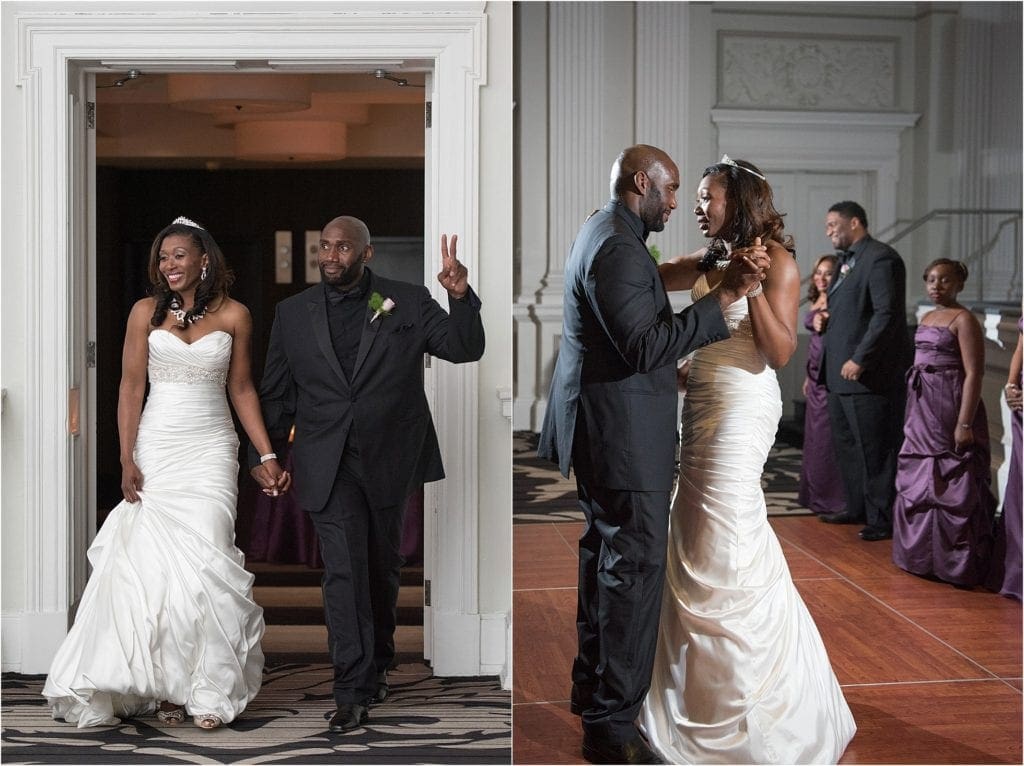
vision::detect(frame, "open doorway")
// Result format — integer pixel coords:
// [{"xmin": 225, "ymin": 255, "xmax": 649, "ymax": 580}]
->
[{"xmin": 90, "ymin": 68, "xmax": 430, "ymax": 662}]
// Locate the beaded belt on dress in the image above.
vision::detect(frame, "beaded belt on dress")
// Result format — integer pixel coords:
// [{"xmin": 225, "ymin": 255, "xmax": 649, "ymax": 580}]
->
[{"xmin": 149, "ymin": 363, "xmax": 227, "ymax": 386}]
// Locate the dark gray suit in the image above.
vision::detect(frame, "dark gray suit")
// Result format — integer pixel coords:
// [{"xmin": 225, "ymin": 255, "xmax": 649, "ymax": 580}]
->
[
  {"xmin": 819, "ymin": 235, "xmax": 911, "ymax": 531},
  {"xmin": 538, "ymin": 200, "xmax": 729, "ymax": 741},
  {"xmin": 253, "ymin": 268, "xmax": 484, "ymax": 703}
]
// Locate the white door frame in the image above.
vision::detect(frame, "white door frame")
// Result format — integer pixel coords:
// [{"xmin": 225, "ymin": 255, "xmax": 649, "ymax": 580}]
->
[{"xmin": 12, "ymin": 4, "xmax": 488, "ymax": 676}]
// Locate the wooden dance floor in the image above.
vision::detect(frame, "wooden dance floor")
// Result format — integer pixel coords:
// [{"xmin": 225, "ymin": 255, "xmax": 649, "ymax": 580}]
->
[{"xmin": 514, "ymin": 515, "xmax": 1023, "ymax": 764}]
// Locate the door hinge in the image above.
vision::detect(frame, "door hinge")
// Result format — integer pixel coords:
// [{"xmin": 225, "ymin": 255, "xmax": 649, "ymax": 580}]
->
[
  {"xmin": 424, "ymin": 579, "xmax": 431, "ymax": 607},
  {"xmin": 424, "ymin": 101, "xmax": 432, "ymax": 129},
  {"xmin": 86, "ymin": 101, "xmax": 96, "ymax": 130},
  {"xmin": 86, "ymin": 341, "xmax": 97, "ymax": 368}
]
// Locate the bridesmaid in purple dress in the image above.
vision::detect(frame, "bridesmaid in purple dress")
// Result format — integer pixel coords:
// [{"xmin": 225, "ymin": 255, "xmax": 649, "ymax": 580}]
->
[
  {"xmin": 987, "ymin": 318, "xmax": 1022, "ymax": 600},
  {"xmin": 798, "ymin": 255, "xmax": 846, "ymax": 514},
  {"xmin": 892, "ymin": 259, "xmax": 997, "ymax": 586}
]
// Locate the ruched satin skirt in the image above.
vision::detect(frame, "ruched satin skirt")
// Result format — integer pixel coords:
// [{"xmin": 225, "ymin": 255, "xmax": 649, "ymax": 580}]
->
[
  {"xmin": 43, "ymin": 353, "xmax": 264, "ymax": 727},
  {"xmin": 639, "ymin": 323, "xmax": 856, "ymax": 764}
]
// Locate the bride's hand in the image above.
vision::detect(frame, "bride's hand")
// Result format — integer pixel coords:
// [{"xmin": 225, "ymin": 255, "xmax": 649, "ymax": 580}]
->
[
  {"xmin": 732, "ymin": 238, "xmax": 770, "ymax": 275},
  {"xmin": 718, "ymin": 238, "xmax": 769, "ymax": 304},
  {"xmin": 121, "ymin": 461, "xmax": 144, "ymax": 503}
]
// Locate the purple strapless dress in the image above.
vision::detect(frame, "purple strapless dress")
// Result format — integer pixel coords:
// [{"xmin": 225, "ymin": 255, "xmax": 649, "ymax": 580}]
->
[
  {"xmin": 987, "ymin": 318, "xmax": 1022, "ymax": 600},
  {"xmin": 892, "ymin": 325, "xmax": 997, "ymax": 585},
  {"xmin": 798, "ymin": 309, "xmax": 846, "ymax": 513}
]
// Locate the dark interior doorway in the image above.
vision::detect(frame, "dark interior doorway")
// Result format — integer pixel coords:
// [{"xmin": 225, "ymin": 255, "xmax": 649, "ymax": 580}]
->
[{"xmin": 93, "ymin": 166, "xmax": 425, "ymax": 550}]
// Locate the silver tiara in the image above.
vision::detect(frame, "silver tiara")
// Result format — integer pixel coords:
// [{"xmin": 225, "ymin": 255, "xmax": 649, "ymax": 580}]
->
[
  {"xmin": 172, "ymin": 216, "xmax": 204, "ymax": 230},
  {"xmin": 720, "ymin": 154, "xmax": 766, "ymax": 181}
]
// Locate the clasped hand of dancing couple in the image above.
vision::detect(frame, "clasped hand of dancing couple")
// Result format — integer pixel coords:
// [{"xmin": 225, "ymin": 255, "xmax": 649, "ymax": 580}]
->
[{"xmin": 540, "ymin": 147, "xmax": 855, "ymax": 764}]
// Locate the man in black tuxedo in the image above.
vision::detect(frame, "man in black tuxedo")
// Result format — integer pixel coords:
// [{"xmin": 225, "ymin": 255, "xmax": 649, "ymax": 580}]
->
[
  {"xmin": 538, "ymin": 145, "xmax": 765, "ymax": 764},
  {"xmin": 815, "ymin": 201, "xmax": 911, "ymax": 541},
  {"xmin": 250, "ymin": 216, "xmax": 484, "ymax": 732}
]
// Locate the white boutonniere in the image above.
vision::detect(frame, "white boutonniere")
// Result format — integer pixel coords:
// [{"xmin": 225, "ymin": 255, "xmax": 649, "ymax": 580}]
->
[
  {"xmin": 840, "ymin": 262, "xmax": 851, "ymax": 277},
  {"xmin": 369, "ymin": 292, "xmax": 396, "ymax": 323}
]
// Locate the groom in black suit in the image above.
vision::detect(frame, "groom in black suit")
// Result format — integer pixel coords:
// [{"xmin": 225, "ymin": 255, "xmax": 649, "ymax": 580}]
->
[
  {"xmin": 538, "ymin": 145, "xmax": 765, "ymax": 764},
  {"xmin": 251, "ymin": 216, "xmax": 484, "ymax": 732},
  {"xmin": 815, "ymin": 201, "xmax": 911, "ymax": 541}
]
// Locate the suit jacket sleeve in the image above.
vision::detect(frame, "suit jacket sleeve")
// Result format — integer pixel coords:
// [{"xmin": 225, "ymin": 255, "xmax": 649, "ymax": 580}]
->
[
  {"xmin": 248, "ymin": 304, "xmax": 297, "ymax": 469},
  {"xmin": 591, "ymin": 240, "xmax": 727, "ymax": 372},
  {"xmin": 420, "ymin": 285, "xmax": 486, "ymax": 363},
  {"xmin": 852, "ymin": 253, "xmax": 901, "ymax": 370}
]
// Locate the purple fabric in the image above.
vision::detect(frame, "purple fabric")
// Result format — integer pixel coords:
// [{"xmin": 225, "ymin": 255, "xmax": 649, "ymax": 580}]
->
[
  {"xmin": 798, "ymin": 309, "xmax": 846, "ymax": 513},
  {"xmin": 892, "ymin": 325, "xmax": 997, "ymax": 585},
  {"xmin": 245, "ymin": 450, "xmax": 424, "ymax": 568},
  {"xmin": 987, "ymin": 317, "xmax": 1022, "ymax": 600}
]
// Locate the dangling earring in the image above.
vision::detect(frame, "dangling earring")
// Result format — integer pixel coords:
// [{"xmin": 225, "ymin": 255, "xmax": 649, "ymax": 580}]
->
[{"xmin": 201, "ymin": 265, "xmax": 208, "ymax": 281}]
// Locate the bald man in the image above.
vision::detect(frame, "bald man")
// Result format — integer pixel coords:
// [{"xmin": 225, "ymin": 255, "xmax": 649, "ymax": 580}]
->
[
  {"xmin": 251, "ymin": 216, "xmax": 484, "ymax": 733},
  {"xmin": 538, "ymin": 145, "xmax": 762, "ymax": 764}
]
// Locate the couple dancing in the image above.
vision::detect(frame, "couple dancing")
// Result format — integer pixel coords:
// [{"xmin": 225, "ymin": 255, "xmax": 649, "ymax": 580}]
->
[
  {"xmin": 540, "ymin": 145, "xmax": 856, "ymax": 764},
  {"xmin": 42, "ymin": 215, "xmax": 485, "ymax": 731}
]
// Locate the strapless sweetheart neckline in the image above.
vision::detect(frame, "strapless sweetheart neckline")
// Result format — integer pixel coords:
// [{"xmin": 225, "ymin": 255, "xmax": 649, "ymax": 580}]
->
[{"xmin": 150, "ymin": 328, "xmax": 231, "ymax": 347}]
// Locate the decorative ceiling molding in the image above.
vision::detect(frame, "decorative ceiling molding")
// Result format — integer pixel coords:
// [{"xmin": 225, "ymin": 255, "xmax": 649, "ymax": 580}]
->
[{"xmin": 719, "ymin": 33, "xmax": 899, "ymax": 111}]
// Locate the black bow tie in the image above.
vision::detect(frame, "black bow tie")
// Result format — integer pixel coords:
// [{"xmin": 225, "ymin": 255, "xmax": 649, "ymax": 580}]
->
[
  {"xmin": 837, "ymin": 249, "xmax": 854, "ymax": 263},
  {"xmin": 326, "ymin": 284, "xmax": 365, "ymax": 305}
]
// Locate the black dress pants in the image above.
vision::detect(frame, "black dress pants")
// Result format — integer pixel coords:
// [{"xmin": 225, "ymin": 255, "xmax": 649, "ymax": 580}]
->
[
  {"xmin": 572, "ymin": 477, "xmax": 671, "ymax": 742},
  {"xmin": 827, "ymin": 390, "xmax": 904, "ymax": 530},
  {"xmin": 308, "ymin": 447, "xmax": 405, "ymax": 705}
]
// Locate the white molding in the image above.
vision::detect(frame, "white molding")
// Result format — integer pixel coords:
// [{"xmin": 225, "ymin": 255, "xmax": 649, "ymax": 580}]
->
[
  {"xmin": 711, "ymin": 108, "xmax": 919, "ymax": 232},
  {"xmin": 2, "ymin": 611, "xmax": 71, "ymax": 674},
  {"xmin": 12, "ymin": 5, "xmax": 488, "ymax": 676}
]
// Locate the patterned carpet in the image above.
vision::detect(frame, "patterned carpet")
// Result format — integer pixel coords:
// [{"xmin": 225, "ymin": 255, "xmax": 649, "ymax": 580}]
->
[
  {"xmin": 1, "ymin": 662, "xmax": 510, "ymax": 764},
  {"xmin": 513, "ymin": 429, "xmax": 809, "ymax": 523}
]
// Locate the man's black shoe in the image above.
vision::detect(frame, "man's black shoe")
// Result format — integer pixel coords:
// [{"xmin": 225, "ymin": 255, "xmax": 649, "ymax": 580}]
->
[
  {"xmin": 582, "ymin": 733, "xmax": 663, "ymax": 764},
  {"xmin": 372, "ymin": 671, "xmax": 389, "ymax": 705},
  {"xmin": 820, "ymin": 511, "xmax": 864, "ymax": 525},
  {"xmin": 859, "ymin": 526, "xmax": 893, "ymax": 542},
  {"xmin": 328, "ymin": 703, "xmax": 368, "ymax": 733}
]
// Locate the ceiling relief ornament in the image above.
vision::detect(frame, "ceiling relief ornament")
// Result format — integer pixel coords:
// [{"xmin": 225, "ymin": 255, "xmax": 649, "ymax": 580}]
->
[{"xmin": 719, "ymin": 35, "xmax": 897, "ymax": 110}]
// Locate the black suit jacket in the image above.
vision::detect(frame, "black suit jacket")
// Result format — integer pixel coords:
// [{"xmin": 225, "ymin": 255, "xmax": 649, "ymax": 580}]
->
[
  {"xmin": 820, "ymin": 235, "xmax": 911, "ymax": 394},
  {"xmin": 252, "ymin": 269, "xmax": 485, "ymax": 512},
  {"xmin": 537, "ymin": 200, "xmax": 730, "ymax": 492}
]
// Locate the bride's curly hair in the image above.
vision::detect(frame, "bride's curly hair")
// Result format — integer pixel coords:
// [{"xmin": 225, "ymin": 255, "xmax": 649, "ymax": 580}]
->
[
  {"xmin": 147, "ymin": 220, "xmax": 234, "ymax": 327},
  {"xmin": 702, "ymin": 158, "xmax": 795, "ymax": 253}
]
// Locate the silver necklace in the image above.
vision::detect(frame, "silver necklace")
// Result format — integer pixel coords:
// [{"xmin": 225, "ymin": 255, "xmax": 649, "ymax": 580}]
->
[{"xmin": 169, "ymin": 297, "xmax": 204, "ymax": 324}]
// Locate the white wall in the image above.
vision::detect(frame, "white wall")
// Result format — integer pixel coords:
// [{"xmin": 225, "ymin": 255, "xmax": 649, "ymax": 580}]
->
[{"xmin": 477, "ymin": 0, "xmax": 513, "ymax": 683}]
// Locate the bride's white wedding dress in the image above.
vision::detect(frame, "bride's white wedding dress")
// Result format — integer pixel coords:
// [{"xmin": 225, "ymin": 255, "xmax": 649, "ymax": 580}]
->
[
  {"xmin": 43, "ymin": 329, "xmax": 264, "ymax": 727},
  {"xmin": 638, "ymin": 276, "xmax": 856, "ymax": 763}
]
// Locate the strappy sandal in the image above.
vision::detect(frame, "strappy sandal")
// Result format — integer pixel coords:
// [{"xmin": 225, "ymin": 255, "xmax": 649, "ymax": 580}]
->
[
  {"xmin": 156, "ymin": 703, "xmax": 185, "ymax": 725},
  {"xmin": 193, "ymin": 713, "xmax": 223, "ymax": 730}
]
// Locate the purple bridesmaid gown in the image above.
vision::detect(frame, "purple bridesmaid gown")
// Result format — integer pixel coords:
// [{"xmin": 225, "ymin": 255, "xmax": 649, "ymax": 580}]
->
[
  {"xmin": 987, "ymin": 318, "xmax": 1022, "ymax": 600},
  {"xmin": 892, "ymin": 325, "xmax": 997, "ymax": 585},
  {"xmin": 798, "ymin": 308, "xmax": 846, "ymax": 514}
]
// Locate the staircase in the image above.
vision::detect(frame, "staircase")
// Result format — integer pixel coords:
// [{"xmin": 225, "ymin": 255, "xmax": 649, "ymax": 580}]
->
[{"xmin": 249, "ymin": 561, "xmax": 425, "ymax": 665}]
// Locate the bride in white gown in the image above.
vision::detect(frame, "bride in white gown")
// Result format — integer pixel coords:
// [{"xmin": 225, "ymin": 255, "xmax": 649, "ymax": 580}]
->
[
  {"xmin": 638, "ymin": 158, "xmax": 856, "ymax": 764},
  {"xmin": 43, "ymin": 217, "xmax": 289, "ymax": 729}
]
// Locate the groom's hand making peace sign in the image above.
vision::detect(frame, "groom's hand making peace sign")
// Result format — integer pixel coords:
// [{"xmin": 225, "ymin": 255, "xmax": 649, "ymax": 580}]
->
[{"xmin": 438, "ymin": 233, "xmax": 469, "ymax": 300}]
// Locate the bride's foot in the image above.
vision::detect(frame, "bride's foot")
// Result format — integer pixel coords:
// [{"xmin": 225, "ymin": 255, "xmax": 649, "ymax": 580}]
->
[
  {"xmin": 156, "ymin": 702, "xmax": 185, "ymax": 725},
  {"xmin": 193, "ymin": 713, "xmax": 223, "ymax": 730}
]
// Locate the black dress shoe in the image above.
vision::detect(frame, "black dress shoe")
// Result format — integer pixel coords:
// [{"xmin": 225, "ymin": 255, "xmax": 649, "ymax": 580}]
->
[
  {"xmin": 328, "ymin": 703, "xmax": 368, "ymax": 733},
  {"xmin": 859, "ymin": 526, "xmax": 893, "ymax": 541},
  {"xmin": 371, "ymin": 671, "xmax": 389, "ymax": 705},
  {"xmin": 820, "ymin": 510, "xmax": 864, "ymax": 525},
  {"xmin": 582, "ymin": 733, "xmax": 663, "ymax": 764}
]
